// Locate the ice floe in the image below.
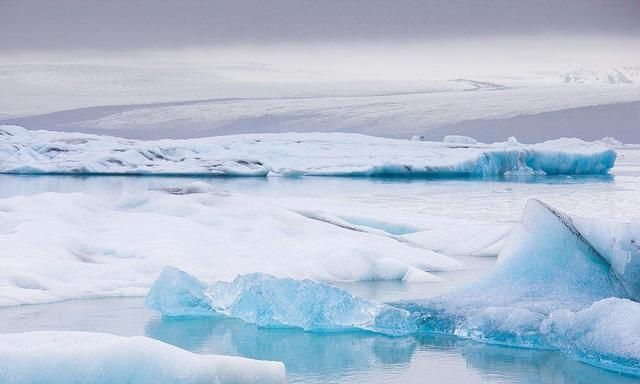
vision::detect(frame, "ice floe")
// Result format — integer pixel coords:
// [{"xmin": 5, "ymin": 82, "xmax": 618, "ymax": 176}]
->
[
  {"xmin": 0, "ymin": 188, "xmax": 463, "ymax": 307},
  {"xmin": 0, "ymin": 125, "xmax": 616, "ymax": 176},
  {"xmin": 0, "ymin": 331, "xmax": 285, "ymax": 384}
]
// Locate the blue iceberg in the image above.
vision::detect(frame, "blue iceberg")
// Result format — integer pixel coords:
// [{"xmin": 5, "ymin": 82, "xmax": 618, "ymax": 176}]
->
[
  {"xmin": 147, "ymin": 268, "xmax": 416, "ymax": 336},
  {"xmin": 403, "ymin": 199, "xmax": 640, "ymax": 374},
  {"xmin": 145, "ymin": 267, "xmax": 218, "ymax": 318}
]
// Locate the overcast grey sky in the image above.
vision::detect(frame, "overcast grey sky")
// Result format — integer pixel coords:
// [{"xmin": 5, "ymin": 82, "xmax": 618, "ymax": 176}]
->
[{"xmin": 1, "ymin": 0, "xmax": 639, "ymax": 51}]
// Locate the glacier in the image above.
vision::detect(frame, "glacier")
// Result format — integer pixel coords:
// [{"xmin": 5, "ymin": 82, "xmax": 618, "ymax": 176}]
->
[
  {"xmin": 146, "ymin": 199, "xmax": 640, "ymax": 375},
  {"xmin": 0, "ymin": 331, "xmax": 285, "ymax": 384},
  {"xmin": 0, "ymin": 125, "xmax": 616, "ymax": 177}
]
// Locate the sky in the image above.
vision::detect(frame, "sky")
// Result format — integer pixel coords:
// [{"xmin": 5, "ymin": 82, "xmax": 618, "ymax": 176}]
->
[{"xmin": 1, "ymin": 0, "xmax": 639, "ymax": 51}]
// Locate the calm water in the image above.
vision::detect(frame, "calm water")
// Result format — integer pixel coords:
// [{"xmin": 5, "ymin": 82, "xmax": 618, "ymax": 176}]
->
[
  {"xmin": 0, "ymin": 148, "xmax": 639, "ymax": 222},
  {"xmin": 1, "ymin": 149, "xmax": 639, "ymax": 383},
  {"xmin": 0, "ymin": 296, "xmax": 638, "ymax": 384}
]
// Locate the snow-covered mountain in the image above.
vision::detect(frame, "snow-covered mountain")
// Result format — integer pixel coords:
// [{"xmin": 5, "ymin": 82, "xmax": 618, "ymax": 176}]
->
[{"xmin": 561, "ymin": 66, "xmax": 640, "ymax": 85}]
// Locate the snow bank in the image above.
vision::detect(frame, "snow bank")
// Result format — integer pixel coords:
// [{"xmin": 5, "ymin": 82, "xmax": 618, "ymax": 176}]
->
[
  {"xmin": 0, "ymin": 188, "xmax": 460, "ymax": 307},
  {"xmin": 147, "ymin": 267, "xmax": 416, "ymax": 335},
  {"xmin": 0, "ymin": 125, "xmax": 616, "ymax": 177},
  {"xmin": 0, "ymin": 331, "xmax": 286, "ymax": 384}
]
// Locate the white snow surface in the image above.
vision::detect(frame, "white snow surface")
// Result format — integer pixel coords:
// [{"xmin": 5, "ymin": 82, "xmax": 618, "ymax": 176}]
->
[
  {"xmin": 0, "ymin": 125, "xmax": 616, "ymax": 176},
  {"xmin": 0, "ymin": 331, "xmax": 285, "ymax": 384},
  {"xmin": 0, "ymin": 187, "xmax": 468, "ymax": 307}
]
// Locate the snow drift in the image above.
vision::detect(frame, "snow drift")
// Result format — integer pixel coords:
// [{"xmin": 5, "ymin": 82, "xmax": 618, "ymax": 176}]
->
[
  {"xmin": 0, "ymin": 331, "xmax": 285, "ymax": 384},
  {"xmin": 0, "ymin": 125, "xmax": 616, "ymax": 177}
]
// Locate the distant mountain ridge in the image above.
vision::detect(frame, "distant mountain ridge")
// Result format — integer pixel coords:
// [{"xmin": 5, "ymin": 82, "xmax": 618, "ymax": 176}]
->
[{"xmin": 561, "ymin": 66, "xmax": 640, "ymax": 85}]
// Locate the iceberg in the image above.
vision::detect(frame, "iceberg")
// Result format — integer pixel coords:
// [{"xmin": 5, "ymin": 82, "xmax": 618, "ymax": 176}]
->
[
  {"xmin": 403, "ymin": 199, "xmax": 640, "ymax": 374},
  {"xmin": 0, "ymin": 331, "xmax": 285, "ymax": 384},
  {"xmin": 146, "ymin": 200, "xmax": 640, "ymax": 375},
  {"xmin": 0, "ymin": 125, "xmax": 616, "ymax": 177},
  {"xmin": 147, "ymin": 267, "xmax": 417, "ymax": 336}
]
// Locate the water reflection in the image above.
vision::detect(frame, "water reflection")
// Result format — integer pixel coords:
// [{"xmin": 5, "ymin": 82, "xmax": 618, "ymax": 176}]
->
[
  {"xmin": 0, "ymin": 297, "xmax": 636, "ymax": 383},
  {"xmin": 145, "ymin": 315, "xmax": 638, "ymax": 384},
  {"xmin": 145, "ymin": 317, "xmax": 416, "ymax": 375}
]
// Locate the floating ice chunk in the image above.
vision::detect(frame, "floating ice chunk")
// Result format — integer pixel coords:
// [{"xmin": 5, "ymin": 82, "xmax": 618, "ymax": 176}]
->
[
  {"xmin": 410, "ymin": 135, "xmax": 424, "ymax": 141},
  {"xmin": 0, "ymin": 125, "xmax": 616, "ymax": 177},
  {"xmin": 145, "ymin": 267, "xmax": 217, "ymax": 318},
  {"xmin": 443, "ymin": 135, "xmax": 478, "ymax": 145},
  {"xmin": 396, "ymin": 199, "xmax": 640, "ymax": 375},
  {"xmin": 542, "ymin": 298, "xmax": 640, "ymax": 376},
  {"xmin": 147, "ymin": 268, "xmax": 417, "ymax": 336},
  {"xmin": 405, "ymin": 199, "xmax": 628, "ymax": 347},
  {"xmin": 0, "ymin": 331, "xmax": 286, "ymax": 384}
]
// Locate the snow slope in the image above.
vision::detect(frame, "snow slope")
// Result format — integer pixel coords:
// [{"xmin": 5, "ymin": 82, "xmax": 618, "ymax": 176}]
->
[
  {"xmin": 0, "ymin": 125, "xmax": 616, "ymax": 176},
  {"xmin": 0, "ymin": 331, "xmax": 285, "ymax": 384}
]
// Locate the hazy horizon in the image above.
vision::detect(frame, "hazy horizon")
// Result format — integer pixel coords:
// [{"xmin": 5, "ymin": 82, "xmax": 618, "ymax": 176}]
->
[{"xmin": 0, "ymin": 0, "xmax": 638, "ymax": 142}]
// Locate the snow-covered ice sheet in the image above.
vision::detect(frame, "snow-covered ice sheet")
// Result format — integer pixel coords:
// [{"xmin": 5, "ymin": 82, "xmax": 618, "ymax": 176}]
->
[
  {"xmin": 0, "ymin": 331, "xmax": 285, "ymax": 384},
  {"xmin": 0, "ymin": 187, "xmax": 466, "ymax": 307},
  {"xmin": 0, "ymin": 125, "xmax": 616, "ymax": 176}
]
